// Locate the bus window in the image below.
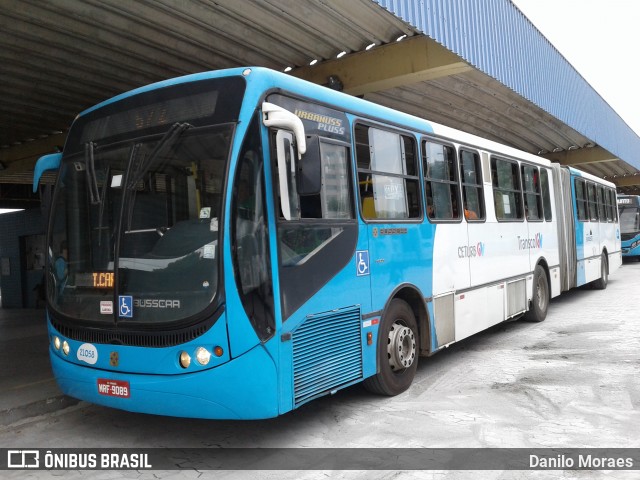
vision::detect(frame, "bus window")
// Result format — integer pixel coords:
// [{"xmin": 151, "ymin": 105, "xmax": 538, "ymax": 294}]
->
[
  {"xmin": 356, "ymin": 124, "xmax": 420, "ymax": 220},
  {"xmin": 540, "ymin": 168, "xmax": 552, "ymax": 221},
  {"xmin": 597, "ymin": 186, "xmax": 607, "ymax": 222},
  {"xmin": 522, "ymin": 164, "xmax": 542, "ymax": 221},
  {"xmin": 587, "ymin": 182, "xmax": 598, "ymax": 221},
  {"xmin": 231, "ymin": 115, "xmax": 274, "ymax": 340},
  {"xmin": 459, "ymin": 149, "xmax": 484, "ymax": 221},
  {"xmin": 491, "ymin": 157, "xmax": 523, "ymax": 221},
  {"xmin": 607, "ymin": 188, "xmax": 618, "ymax": 222},
  {"xmin": 575, "ymin": 179, "xmax": 588, "ymax": 221},
  {"xmin": 423, "ymin": 140, "xmax": 460, "ymax": 221},
  {"xmin": 319, "ymin": 142, "xmax": 352, "ymax": 219}
]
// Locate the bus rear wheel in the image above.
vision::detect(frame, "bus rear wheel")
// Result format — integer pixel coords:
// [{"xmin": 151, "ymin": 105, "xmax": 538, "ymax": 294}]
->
[
  {"xmin": 592, "ymin": 253, "xmax": 608, "ymax": 290},
  {"xmin": 525, "ymin": 265, "xmax": 549, "ymax": 322},
  {"xmin": 363, "ymin": 298, "xmax": 419, "ymax": 396}
]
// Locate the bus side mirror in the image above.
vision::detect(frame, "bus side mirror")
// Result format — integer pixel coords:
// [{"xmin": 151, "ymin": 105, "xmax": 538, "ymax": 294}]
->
[
  {"xmin": 263, "ymin": 102, "xmax": 308, "ymax": 221},
  {"xmin": 297, "ymin": 135, "xmax": 321, "ymax": 196},
  {"xmin": 275, "ymin": 130, "xmax": 297, "ymax": 220},
  {"xmin": 262, "ymin": 102, "xmax": 306, "ymax": 158},
  {"xmin": 33, "ymin": 152, "xmax": 62, "ymax": 192}
]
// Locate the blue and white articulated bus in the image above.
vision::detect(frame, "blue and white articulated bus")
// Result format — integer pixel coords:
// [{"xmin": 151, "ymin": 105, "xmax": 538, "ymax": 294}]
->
[
  {"xmin": 33, "ymin": 67, "xmax": 621, "ymax": 419},
  {"xmin": 617, "ymin": 195, "xmax": 640, "ymax": 259}
]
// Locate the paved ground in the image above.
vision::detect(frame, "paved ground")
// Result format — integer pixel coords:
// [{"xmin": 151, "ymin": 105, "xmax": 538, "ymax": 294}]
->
[{"xmin": 1, "ymin": 261, "xmax": 639, "ymax": 479}]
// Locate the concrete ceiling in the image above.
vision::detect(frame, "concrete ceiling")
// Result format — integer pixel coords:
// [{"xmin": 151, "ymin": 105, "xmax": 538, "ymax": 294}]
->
[{"xmin": 1, "ymin": 0, "xmax": 638, "ymax": 209}]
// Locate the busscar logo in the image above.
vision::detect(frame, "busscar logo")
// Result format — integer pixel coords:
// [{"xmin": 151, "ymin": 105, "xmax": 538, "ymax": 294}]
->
[
  {"xmin": 133, "ymin": 299, "xmax": 181, "ymax": 308},
  {"xmin": 8, "ymin": 450, "xmax": 39, "ymax": 468}
]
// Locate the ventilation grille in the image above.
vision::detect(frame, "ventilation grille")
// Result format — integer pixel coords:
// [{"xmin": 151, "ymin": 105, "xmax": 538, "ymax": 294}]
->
[
  {"xmin": 292, "ymin": 306, "xmax": 362, "ymax": 406},
  {"xmin": 507, "ymin": 279, "xmax": 526, "ymax": 318},
  {"xmin": 50, "ymin": 313, "xmax": 219, "ymax": 348}
]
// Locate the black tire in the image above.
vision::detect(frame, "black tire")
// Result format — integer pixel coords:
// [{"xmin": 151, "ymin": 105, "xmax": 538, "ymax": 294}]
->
[
  {"xmin": 363, "ymin": 298, "xmax": 419, "ymax": 396},
  {"xmin": 592, "ymin": 253, "xmax": 608, "ymax": 290},
  {"xmin": 524, "ymin": 265, "xmax": 549, "ymax": 322}
]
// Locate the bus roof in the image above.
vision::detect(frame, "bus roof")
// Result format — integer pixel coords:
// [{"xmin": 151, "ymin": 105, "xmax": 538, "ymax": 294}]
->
[{"xmin": 78, "ymin": 67, "xmax": 614, "ymax": 187}]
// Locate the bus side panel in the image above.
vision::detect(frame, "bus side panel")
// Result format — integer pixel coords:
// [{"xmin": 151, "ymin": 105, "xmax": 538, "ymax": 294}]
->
[
  {"xmin": 599, "ymin": 220, "xmax": 621, "ymax": 272},
  {"xmin": 570, "ymin": 174, "xmax": 588, "ymax": 287},
  {"xmin": 276, "ymin": 223, "xmax": 374, "ymax": 414},
  {"xmin": 454, "ymin": 284, "xmax": 504, "ymax": 342},
  {"xmin": 431, "ymin": 222, "xmax": 470, "ymax": 296},
  {"xmin": 535, "ymin": 166, "xmax": 561, "ymax": 298}
]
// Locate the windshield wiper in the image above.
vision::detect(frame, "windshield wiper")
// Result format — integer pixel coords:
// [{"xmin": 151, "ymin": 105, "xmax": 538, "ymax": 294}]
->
[
  {"xmin": 84, "ymin": 141, "xmax": 101, "ymax": 205},
  {"xmin": 127, "ymin": 122, "xmax": 192, "ymax": 189}
]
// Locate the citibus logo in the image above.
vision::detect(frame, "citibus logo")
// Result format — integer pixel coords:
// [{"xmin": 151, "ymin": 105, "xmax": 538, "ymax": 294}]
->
[
  {"xmin": 458, "ymin": 242, "xmax": 485, "ymax": 258},
  {"xmin": 518, "ymin": 233, "xmax": 543, "ymax": 250}
]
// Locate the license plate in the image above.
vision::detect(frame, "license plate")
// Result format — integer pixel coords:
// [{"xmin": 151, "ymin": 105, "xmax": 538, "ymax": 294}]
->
[{"xmin": 97, "ymin": 379, "xmax": 130, "ymax": 398}]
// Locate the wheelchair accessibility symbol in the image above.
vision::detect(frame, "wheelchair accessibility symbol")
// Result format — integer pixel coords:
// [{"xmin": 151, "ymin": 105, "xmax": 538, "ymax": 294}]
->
[
  {"xmin": 356, "ymin": 250, "xmax": 370, "ymax": 276},
  {"xmin": 118, "ymin": 295, "xmax": 133, "ymax": 318}
]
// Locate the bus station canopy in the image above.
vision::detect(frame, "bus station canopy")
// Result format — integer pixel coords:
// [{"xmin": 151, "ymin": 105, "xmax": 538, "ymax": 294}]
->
[{"xmin": 1, "ymin": 0, "xmax": 639, "ymax": 208}]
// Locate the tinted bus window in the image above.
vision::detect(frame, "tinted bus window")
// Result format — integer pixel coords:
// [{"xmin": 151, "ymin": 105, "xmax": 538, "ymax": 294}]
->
[
  {"xmin": 540, "ymin": 168, "xmax": 552, "ymax": 221},
  {"xmin": 522, "ymin": 165, "xmax": 542, "ymax": 221},
  {"xmin": 459, "ymin": 149, "xmax": 485, "ymax": 221},
  {"xmin": 608, "ymin": 189, "xmax": 618, "ymax": 222},
  {"xmin": 597, "ymin": 186, "xmax": 607, "ymax": 222},
  {"xmin": 424, "ymin": 141, "xmax": 460, "ymax": 221},
  {"xmin": 575, "ymin": 179, "xmax": 588, "ymax": 221},
  {"xmin": 356, "ymin": 124, "xmax": 420, "ymax": 220},
  {"xmin": 587, "ymin": 182, "xmax": 598, "ymax": 221},
  {"xmin": 491, "ymin": 157, "xmax": 523, "ymax": 221}
]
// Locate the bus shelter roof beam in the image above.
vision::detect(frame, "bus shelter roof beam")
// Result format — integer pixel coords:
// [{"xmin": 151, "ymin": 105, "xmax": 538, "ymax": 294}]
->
[{"xmin": 291, "ymin": 35, "xmax": 472, "ymax": 97}]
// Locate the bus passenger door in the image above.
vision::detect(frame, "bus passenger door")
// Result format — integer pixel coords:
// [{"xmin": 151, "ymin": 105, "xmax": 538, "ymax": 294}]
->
[{"xmin": 356, "ymin": 127, "xmax": 428, "ymax": 317}]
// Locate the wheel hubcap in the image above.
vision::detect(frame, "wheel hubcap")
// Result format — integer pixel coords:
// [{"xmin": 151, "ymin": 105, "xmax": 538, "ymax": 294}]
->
[
  {"xmin": 387, "ymin": 321, "xmax": 416, "ymax": 371},
  {"xmin": 536, "ymin": 276, "xmax": 547, "ymax": 311}
]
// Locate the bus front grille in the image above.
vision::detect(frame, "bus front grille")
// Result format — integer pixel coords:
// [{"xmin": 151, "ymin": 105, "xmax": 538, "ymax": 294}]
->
[{"xmin": 292, "ymin": 306, "xmax": 362, "ymax": 406}]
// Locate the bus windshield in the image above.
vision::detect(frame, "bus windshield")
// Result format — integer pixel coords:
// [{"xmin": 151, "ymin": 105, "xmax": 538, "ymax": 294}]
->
[
  {"xmin": 47, "ymin": 77, "xmax": 244, "ymax": 324},
  {"xmin": 619, "ymin": 205, "xmax": 640, "ymax": 235}
]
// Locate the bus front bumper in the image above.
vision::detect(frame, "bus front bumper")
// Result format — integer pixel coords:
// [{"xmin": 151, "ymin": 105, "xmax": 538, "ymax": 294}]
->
[{"xmin": 50, "ymin": 344, "xmax": 279, "ymax": 420}]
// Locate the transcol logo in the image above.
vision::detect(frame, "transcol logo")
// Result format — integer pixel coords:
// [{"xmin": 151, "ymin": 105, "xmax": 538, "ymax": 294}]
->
[{"xmin": 518, "ymin": 233, "xmax": 543, "ymax": 250}]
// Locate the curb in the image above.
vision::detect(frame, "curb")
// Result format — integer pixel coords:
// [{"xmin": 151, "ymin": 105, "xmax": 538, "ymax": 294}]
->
[{"xmin": 0, "ymin": 395, "xmax": 81, "ymax": 427}]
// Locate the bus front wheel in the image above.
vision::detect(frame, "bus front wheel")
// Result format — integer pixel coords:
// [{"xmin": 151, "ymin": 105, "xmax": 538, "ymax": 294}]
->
[
  {"xmin": 363, "ymin": 298, "xmax": 419, "ymax": 396},
  {"xmin": 525, "ymin": 265, "xmax": 549, "ymax": 322}
]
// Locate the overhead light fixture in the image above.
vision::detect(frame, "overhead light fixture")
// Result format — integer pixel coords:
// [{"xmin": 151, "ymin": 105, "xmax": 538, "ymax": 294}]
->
[
  {"xmin": 396, "ymin": 34, "xmax": 407, "ymax": 42},
  {"xmin": 284, "ymin": 66, "xmax": 293, "ymax": 73},
  {"xmin": 366, "ymin": 43, "xmax": 376, "ymax": 50},
  {"xmin": 309, "ymin": 59, "xmax": 318, "ymax": 66},
  {"xmin": 552, "ymin": 147, "xmax": 563, "ymax": 152},
  {"xmin": 568, "ymin": 145, "xmax": 579, "ymax": 150},
  {"xmin": 336, "ymin": 51, "xmax": 347, "ymax": 59}
]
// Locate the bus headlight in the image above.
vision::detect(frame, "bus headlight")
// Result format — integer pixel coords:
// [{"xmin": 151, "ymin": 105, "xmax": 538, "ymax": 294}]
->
[
  {"xmin": 53, "ymin": 336, "xmax": 61, "ymax": 351},
  {"xmin": 195, "ymin": 347, "xmax": 211, "ymax": 366},
  {"xmin": 62, "ymin": 340, "xmax": 70, "ymax": 356},
  {"xmin": 179, "ymin": 351, "xmax": 191, "ymax": 369}
]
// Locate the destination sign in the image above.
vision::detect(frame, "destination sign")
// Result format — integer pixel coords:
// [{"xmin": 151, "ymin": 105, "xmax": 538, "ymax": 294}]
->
[{"xmin": 76, "ymin": 272, "xmax": 115, "ymax": 289}]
